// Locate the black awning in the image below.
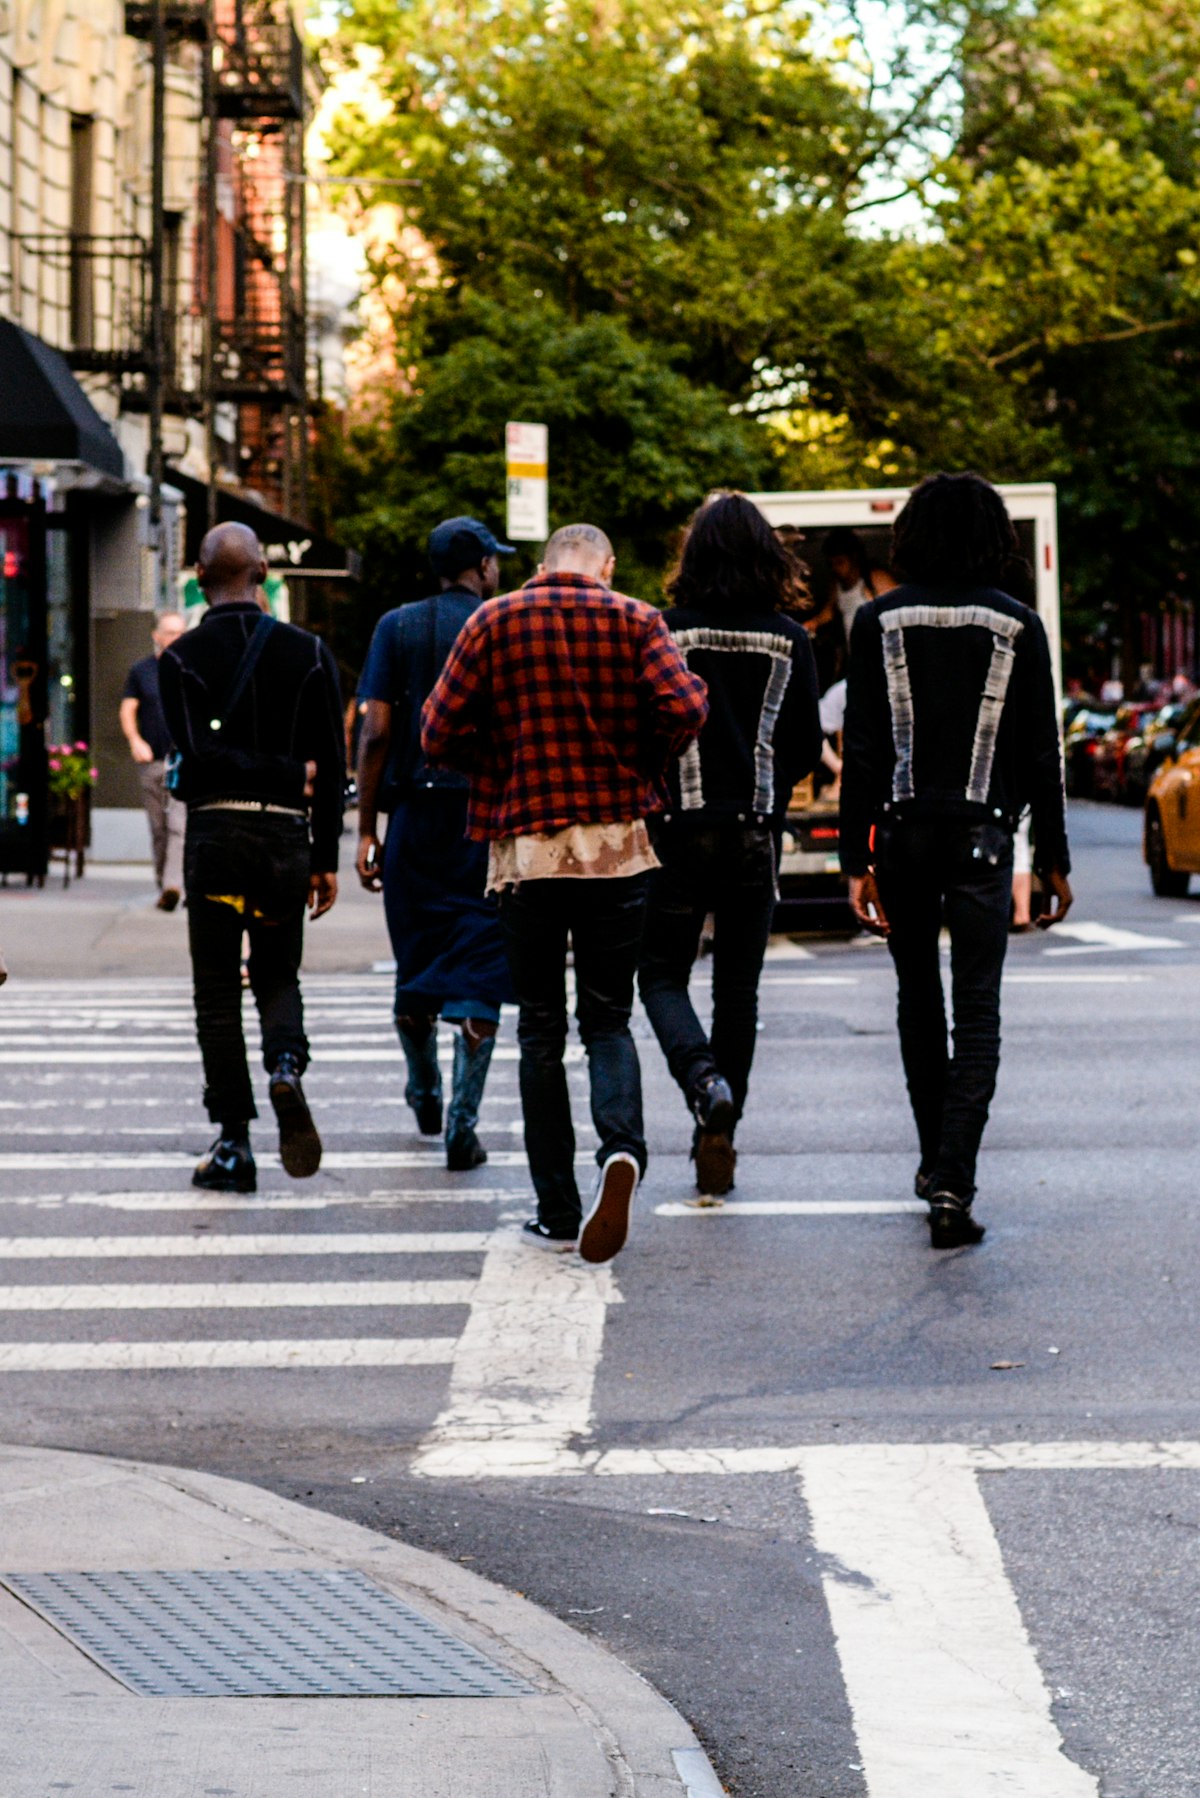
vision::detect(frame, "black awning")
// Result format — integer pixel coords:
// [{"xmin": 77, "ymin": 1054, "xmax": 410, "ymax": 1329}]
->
[
  {"xmin": 0, "ymin": 320, "xmax": 125, "ymax": 480},
  {"xmin": 169, "ymin": 467, "xmax": 360, "ymax": 580}
]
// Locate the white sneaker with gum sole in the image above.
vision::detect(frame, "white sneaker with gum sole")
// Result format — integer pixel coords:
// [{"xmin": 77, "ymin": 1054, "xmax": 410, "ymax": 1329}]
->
[{"xmin": 579, "ymin": 1152, "xmax": 639, "ymax": 1264}]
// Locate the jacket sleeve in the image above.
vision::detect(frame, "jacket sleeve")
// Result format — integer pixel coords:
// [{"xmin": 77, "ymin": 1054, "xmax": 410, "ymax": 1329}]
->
[
  {"xmin": 839, "ymin": 607, "xmax": 891, "ymax": 878},
  {"xmin": 637, "ymin": 610, "xmax": 709, "ymax": 754},
  {"xmin": 157, "ymin": 647, "xmax": 197, "ymax": 761},
  {"xmin": 772, "ymin": 625, "xmax": 823, "ymax": 807},
  {"xmin": 1017, "ymin": 612, "xmax": 1070, "ymax": 877},
  {"xmin": 421, "ymin": 611, "xmax": 489, "ymax": 773},
  {"xmin": 305, "ymin": 641, "xmax": 346, "ymax": 874}
]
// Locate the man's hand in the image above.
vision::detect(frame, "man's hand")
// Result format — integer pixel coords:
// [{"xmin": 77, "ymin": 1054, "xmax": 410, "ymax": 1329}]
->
[
  {"xmin": 1036, "ymin": 868, "xmax": 1073, "ymax": 928},
  {"xmin": 308, "ymin": 872, "xmax": 338, "ymax": 920},
  {"xmin": 130, "ymin": 736, "xmax": 155, "ymax": 765},
  {"xmin": 356, "ymin": 833, "xmax": 383, "ymax": 893},
  {"xmin": 849, "ymin": 871, "xmax": 890, "ymax": 938}
]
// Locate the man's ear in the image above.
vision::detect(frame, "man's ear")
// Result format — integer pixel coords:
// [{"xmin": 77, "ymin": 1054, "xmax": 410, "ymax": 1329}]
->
[
  {"xmin": 256, "ymin": 558, "xmax": 269, "ymax": 586},
  {"xmin": 537, "ymin": 563, "xmax": 547, "ymax": 576},
  {"xmin": 601, "ymin": 554, "xmax": 616, "ymax": 584}
]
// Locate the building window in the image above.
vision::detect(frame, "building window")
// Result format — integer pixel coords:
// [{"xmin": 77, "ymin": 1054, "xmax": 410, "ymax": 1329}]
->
[{"xmin": 69, "ymin": 115, "xmax": 95, "ymax": 350}]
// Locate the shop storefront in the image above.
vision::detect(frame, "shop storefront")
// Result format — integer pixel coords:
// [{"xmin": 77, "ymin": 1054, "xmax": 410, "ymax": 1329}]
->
[{"xmin": 0, "ymin": 320, "xmax": 153, "ymax": 880}]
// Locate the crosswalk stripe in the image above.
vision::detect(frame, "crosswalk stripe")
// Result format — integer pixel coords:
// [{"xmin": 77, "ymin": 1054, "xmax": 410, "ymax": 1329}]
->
[
  {"xmin": 0, "ymin": 1338, "xmax": 456, "ymax": 1371},
  {"xmin": 413, "ymin": 1223, "xmax": 617, "ymax": 1479},
  {"xmin": 0, "ymin": 1150, "xmax": 533, "ymax": 1169},
  {"xmin": 0, "ymin": 1047, "xmax": 565, "ymax": 1064},
  {"xmin": 0, "ymin": 1280, "xmax": 477, "ymax": 1309},
  {"xmin": 802, "ymin": 1445, "xmax": 1097, "ymax": 1797},
  {"xmin": 655, "ymin": 1200, "xmax": 926, "ymax": 1217},
  {"xmin": 0, "ymin": 1191, "xmax": 520, "ymax": 1211},
  {"xmin": 0, "ymin": 1232, "xmax": 490, "ymax": 1257}
]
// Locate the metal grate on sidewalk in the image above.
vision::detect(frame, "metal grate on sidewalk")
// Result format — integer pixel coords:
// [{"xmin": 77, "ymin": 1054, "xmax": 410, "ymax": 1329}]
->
[{"xmin": 0, "ymin": 1567, "xmax": 532, "ymax": 1698}]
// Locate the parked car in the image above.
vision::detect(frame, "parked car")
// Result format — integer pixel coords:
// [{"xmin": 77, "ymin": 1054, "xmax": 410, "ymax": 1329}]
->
[
  {"xmin": 1063, "ymin": 703, "xmax": 1118, "ymax": 797},
  {"xmin": 1090, "ymin": 703, "xmax": 1163, "ymax": 803},
  {"xmin": 1124, "ymin": 701, "xmax": 1194, "ymax": 805},
  {"xmin": 1144, "ymin": 702, "xmax": 1200, "ymax": 895}
]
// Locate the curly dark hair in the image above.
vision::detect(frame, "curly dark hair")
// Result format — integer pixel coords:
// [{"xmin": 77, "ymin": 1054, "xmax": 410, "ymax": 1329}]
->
[
  {"xmin": 891, "ymin": 471, "xmax": 1025, "ymax": 588},
  {"xmin": 667, "ymin": 491, "xmax": 796, "ymax": 614}
]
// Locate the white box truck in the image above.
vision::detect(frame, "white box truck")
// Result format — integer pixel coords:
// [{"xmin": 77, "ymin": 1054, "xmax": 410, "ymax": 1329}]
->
[{"xmin": 748, "ymin": 483, "xmax": 1063, "ymax": 924}]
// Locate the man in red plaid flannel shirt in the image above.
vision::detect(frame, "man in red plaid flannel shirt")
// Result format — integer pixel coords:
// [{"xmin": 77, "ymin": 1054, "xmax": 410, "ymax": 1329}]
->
[{"xmin": 422, "ymin": 523, "xmax": 708, "ymax": 1262}]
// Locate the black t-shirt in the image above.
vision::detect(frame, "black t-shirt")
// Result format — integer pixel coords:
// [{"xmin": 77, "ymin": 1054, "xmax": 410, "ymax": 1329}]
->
[
  {"xmin": 358, "ymin": 588, "xmax": 482, "ymax": 808},
  {"xmin": 122, "ymin": 653, "xmax": 171, "ymax": 760}
]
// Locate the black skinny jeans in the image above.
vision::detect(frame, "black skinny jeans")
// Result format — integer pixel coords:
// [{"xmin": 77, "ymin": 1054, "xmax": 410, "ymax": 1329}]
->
[
  {"xmin": 875, "ymin": 816, "xmax": 1013, "ymax": 1201},
  {"xmin": 638, "ymin": 822, "xmax": 778, "ymax": 1125},
  {"xmin": 185, "ymin": 810, "xmax": 312, "ymax": 1126},
  {"xmin": 498, "ymin": 874, "xmax": 649, "ymax": 1232}
]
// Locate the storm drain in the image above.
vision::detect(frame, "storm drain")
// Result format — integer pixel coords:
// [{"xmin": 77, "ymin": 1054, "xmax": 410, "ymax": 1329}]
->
[{"xmin": 0, "ymin": 1567, "xmax": 532, "ymax": 1699}]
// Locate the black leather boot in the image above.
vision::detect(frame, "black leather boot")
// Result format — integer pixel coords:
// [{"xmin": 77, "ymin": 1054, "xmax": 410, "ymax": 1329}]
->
[
  {"xmin": 691, "ymin": 1074, "xmax": 737, "ymax": 1197},
  {"xmin": 269, "ymin": 1052, "xmax": 323, "ymax": 1179},
  {"xmin": 193, "ymin": 1130, "xmax": 256, "ymax": 1193}
]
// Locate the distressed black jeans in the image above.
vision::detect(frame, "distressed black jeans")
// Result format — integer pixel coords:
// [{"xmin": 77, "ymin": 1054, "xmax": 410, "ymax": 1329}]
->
[
  {"xmin": 498, "ymin": 875, "xmax": 649, "ymax": 1232},
  {"xmin": 184, "ymin": 811, "xmax": 312, "ymax": 1125},
  {"xmin": 638, "ymin": 822, "xmax": 778, "ymax": 1125},
  {"xmin": 875, "ymin": 816, "xmax": 1013, "ymax": 1201}
]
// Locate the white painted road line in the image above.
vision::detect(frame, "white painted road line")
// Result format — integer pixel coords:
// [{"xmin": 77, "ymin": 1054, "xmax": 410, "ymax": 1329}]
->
[
  {"xmin": 758, "ymin": 975, "xmax": 858, "ymax": 987},
  {"xmin": 802, "ymin": 1444, "xmax": 1097, "ymax": 1796},
  {"xmin": 0, "ymin": 1046, "xmax": 571, "ymax": 1065},
  {"xmin": 413, "ymin": 1224, "xmax": 618, "ymax": 1478},
  {"xmin": 0, "ymin": 1232, "xmax": 491, "ymax": 1258},
  {"xmin": 1003, "ymin": 972, "xmax": 1150, "ymax": 984},
  {"xmin": 0, "ymin": 1190, "xmax": 522, "ymax": 1212},
  {"xmin": 655, "ymin": 1200, "xmax": 926, "ymax": 1217},
  {"xmin": 434, "ymin": 1437, "xmax": 1200, "ymax": 1479},
  {"xmin": 0, "ymin": 1279, "xmax": 477, "ymax": 1310},
  {"xmin": 0, "ymin": 1149, "xmax": 535, "ymax": 1170},
  {"xmin": 0, "ymin": 1338, "xmax": 456, "ymax": 1371},
  {"xmin": 1042, "ymin": 919, "xmax": 1183, "ymax": 953}
]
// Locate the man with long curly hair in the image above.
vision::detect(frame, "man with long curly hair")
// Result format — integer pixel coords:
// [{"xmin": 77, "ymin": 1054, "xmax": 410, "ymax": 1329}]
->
[{"xmin": 840, "ymin": 473, "xmax": 1073, "ymax": 1248}]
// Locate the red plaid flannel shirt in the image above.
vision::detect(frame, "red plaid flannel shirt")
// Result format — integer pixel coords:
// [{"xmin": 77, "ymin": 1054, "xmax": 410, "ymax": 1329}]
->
[{"xmin": 420, "ymin": 571, "xmax": 709, "ymax": 841}]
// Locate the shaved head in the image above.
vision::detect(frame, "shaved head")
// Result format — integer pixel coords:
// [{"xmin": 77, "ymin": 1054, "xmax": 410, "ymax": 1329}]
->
[
  {"xmin": 197, "ymin": 522, "xmax": 267, "ymax": 603},
  {"xmin": 542, "ymin": 523, "xmax": 614, "ymax": 579}
]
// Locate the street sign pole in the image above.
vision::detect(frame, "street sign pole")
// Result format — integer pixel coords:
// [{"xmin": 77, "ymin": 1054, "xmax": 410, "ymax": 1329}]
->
[{"xmin": 505, "ymin": 422, "xmax": 548, "ymax": 543}]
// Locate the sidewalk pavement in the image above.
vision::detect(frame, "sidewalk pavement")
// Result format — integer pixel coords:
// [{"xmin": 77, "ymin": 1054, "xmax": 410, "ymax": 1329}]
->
[
  {"xmin": 0, "ymin": 1442, "xmax": 722, "ymax": 1798},
  {"xmin": 0, "ymin": 861, "xmax": 387, "ymax": 978}
]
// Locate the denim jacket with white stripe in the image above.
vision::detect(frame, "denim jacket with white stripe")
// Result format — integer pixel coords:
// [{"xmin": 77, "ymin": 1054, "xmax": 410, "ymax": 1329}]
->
[{"xmin": 839, "ymin": 583, "xmax": 1069, "ymax": 879}]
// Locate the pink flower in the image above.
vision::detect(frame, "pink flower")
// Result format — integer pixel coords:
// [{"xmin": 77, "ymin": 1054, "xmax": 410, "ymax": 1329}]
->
[
  {"xmin": 48, "ymin": 758, "xmax": 61, "ymax": 771},
  {"xmin": 89, "ymin": 768, "xmax": 98, "ymax": 780},
  {"xmin": 74, "ymin": 741, "xmax": 87, "ymax": 752}
]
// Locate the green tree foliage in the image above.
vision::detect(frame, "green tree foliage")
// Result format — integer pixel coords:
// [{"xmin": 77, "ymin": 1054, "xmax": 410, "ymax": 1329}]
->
[
  {"xmin": 323, "ymin": 0, "xmax": 940, "ymax": 400},
  {"xmin": 854, "ymin": 0, "xmax": 1200, "ymax": 676},
  {"xmin": 317, "ymin": 298, "xmax": 771, "ymax": 640},
  {"xmin": 317, "ymin": 0, "xmax": 1200, "ymax": 679}
]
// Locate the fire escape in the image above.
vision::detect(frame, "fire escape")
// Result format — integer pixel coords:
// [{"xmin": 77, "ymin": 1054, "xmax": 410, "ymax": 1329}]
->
[{"xmin": 123, "ymin": 0, "xmax": 309, "ymax": 522}]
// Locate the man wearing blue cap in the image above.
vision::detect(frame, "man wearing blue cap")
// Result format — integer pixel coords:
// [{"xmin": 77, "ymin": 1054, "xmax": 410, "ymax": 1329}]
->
[{"xmin": 356, "ymin": 517, "xmax": 516, "ymax": 1168}]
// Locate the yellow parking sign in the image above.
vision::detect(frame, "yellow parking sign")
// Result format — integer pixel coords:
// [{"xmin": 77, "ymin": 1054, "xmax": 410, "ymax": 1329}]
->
[{"xmin": 506, "ymin": 421, "xmax": 549, "ymax": 542}]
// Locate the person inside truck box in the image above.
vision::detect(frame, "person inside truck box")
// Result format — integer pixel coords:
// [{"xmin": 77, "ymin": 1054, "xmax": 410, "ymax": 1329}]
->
[{"xmin": 823, "ymin": 527, "xmax": 895, "ymax": 657}]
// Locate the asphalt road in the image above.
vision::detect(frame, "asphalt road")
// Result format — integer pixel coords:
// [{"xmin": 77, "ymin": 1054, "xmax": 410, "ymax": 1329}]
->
[{"xmin": 2, "ymin": 799, "xmax": 1200, "ymax": 1796}]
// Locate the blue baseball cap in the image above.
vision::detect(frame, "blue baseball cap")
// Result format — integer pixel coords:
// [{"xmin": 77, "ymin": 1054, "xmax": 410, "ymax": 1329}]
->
[{"xmin": 428, "ymin": 516, "xmax": 515, "ymax": 577}]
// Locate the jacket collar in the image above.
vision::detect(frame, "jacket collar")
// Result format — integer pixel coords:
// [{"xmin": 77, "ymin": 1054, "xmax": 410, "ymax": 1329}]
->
[
  {"xmin": 199, "ymin": 599, "xmax": 267, "ymax": 624},
  {"xmin": 520, "ymin": 570, "xmax": 615, "ymax": 598}
]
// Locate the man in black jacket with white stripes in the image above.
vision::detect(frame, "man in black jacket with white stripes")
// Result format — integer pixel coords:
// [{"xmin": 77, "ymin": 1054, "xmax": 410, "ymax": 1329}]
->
[
  {"xmin": 159, "ymin": 523, "xmax": 344, "ymax": 1194},
  {"xmin": 840, "ymin": 473, "xmax": 1072, "ymax": 1248}
]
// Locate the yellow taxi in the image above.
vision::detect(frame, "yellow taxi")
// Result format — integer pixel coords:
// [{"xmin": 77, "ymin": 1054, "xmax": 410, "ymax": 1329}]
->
[{"xmin": 1144, "ymin": 697, "xmax": 1200, "ymax": 895}]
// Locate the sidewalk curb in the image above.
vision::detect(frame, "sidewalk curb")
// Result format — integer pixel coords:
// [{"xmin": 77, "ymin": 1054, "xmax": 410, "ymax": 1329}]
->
[{"xmin": 0, "ymin": 1443, "xmax": 723, "ymax": 1797}]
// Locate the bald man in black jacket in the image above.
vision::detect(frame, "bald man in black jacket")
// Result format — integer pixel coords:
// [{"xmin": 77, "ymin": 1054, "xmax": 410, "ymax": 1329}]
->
[{"xmin": 159, "ymin": 523, "xmax": 344, "ymax": 1193}]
